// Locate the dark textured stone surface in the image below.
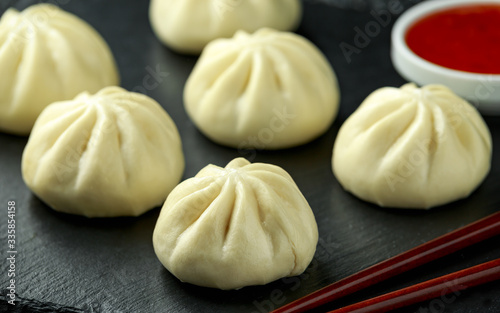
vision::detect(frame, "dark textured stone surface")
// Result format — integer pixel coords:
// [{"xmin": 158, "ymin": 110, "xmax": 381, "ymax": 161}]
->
[{"xmin": 0, "ymin": 0, "xmax": 499, "ymax": 312}]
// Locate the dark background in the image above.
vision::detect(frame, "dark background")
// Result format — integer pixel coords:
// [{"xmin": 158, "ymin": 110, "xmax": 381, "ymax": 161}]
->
[{"xmin": 1, "ymin": 0, "xmax": 499, "ymax": 312}]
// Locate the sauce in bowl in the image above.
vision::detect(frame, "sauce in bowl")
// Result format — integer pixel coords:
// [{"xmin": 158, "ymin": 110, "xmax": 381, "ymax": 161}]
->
[{"xmin": 405, "ymin": 4, "xmax": 500, "ymax": 74}]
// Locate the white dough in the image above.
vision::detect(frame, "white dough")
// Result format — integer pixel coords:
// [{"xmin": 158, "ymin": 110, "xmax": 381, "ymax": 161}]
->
[
  {"xmin": 22, "ymin": 87, "xmax": 184, "ymax": 218},
  {"xmin": 153, "ymin": 158, "xmax": 318, "ymax": 289},
  {"xmin": 0, "ymin": 4, "xmax": 119, "ymax": 135},
  {"xmin": 332, "ymin": 83, "xmax": 492, "ymax": 209},
  {"xmin": 149, "ymin": 0, "xmax": 302, "ymax": 54},
  {"xmin": 184, "ymin": 28, "xmax": 340, "ymax": 150}
]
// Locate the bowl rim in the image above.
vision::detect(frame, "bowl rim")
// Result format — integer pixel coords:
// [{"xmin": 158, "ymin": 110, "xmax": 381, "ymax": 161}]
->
[{"xmin": 392, "ymin": 0, "xmax": 500, "ymax": 81}]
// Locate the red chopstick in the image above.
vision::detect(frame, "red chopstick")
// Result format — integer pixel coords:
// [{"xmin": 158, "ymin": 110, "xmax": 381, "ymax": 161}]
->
[
  {"xmin": 328, "ymin": 258, "xmax": 500, "ymax": 313},
  {"xmin": 273, "ymin": 211, "xmax": 500, "ymax": 313}
]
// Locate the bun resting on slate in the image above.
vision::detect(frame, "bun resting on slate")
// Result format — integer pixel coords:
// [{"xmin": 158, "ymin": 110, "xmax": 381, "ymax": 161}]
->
[
  {"xmin": 153, "ymin": 158, "xmax": 319, "ymax": 290},
  {"xmin": 149, "ymin": 0, "xmax": 302, "ymax": 54},
  {"xmin": 0, "ymin": 4, "xmax": 119, "ymax": 135},
  {"xmin": 22, "ymin": 87, "xmax": 184, "ymax": 218},
  {"xmin": 184, "ymin": 28, "xmax": 340, "ymax": 150},
  {"xmin": 332, "ymin": 83, "xmax": 492, "ymax": 209}
]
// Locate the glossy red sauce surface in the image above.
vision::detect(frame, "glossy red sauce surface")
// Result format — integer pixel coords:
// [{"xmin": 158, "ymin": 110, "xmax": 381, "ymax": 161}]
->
[{"xmin": 406, "ymin": 4, "xmax": 500, "ymax": 74}]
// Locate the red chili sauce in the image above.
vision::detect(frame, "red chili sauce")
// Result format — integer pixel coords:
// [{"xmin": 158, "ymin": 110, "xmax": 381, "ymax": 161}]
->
[{"xmin": 405, "ymin": 4, "xmax": 500, "ymax": 74}]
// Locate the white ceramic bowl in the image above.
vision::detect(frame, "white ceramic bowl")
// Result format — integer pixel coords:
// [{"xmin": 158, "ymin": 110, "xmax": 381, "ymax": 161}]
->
[{"xmin": 391, "ymin": 0, "xmax": 500, "ymax": 115}]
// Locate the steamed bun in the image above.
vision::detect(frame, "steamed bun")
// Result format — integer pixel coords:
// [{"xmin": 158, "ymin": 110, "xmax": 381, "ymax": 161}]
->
[
  {"xmin": 184, "ymin": 28, "xmax": 340, "ymax": 150},
  {"xmin": 153, "ymin": 158, "xmax": 318, "ymax": 289},
  {"xmin": 149, "ymin": 0, "xmax": 301, "ymax": 54},
  {"xmin": 22, "ymin": 87, "xmax": 184, "ymax": 218},
  {"xmin": 0, "ymin": 4, "xmax": 119, "ymax": 135},
  {"xmin": 332, "ymin": 83, "xmax": 492, "ymax": 209}
]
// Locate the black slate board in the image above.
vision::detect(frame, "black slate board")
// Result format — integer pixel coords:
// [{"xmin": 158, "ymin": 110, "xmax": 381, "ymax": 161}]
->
[{"xmin": 1, "ymin": 1, "xmax": 500, "ymax": 312}]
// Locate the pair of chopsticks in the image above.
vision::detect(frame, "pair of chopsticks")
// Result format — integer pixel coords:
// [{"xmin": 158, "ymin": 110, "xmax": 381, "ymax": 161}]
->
[{"xmin": 273, "ymin": 211, "xmax": 500, "ymax": 313}]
